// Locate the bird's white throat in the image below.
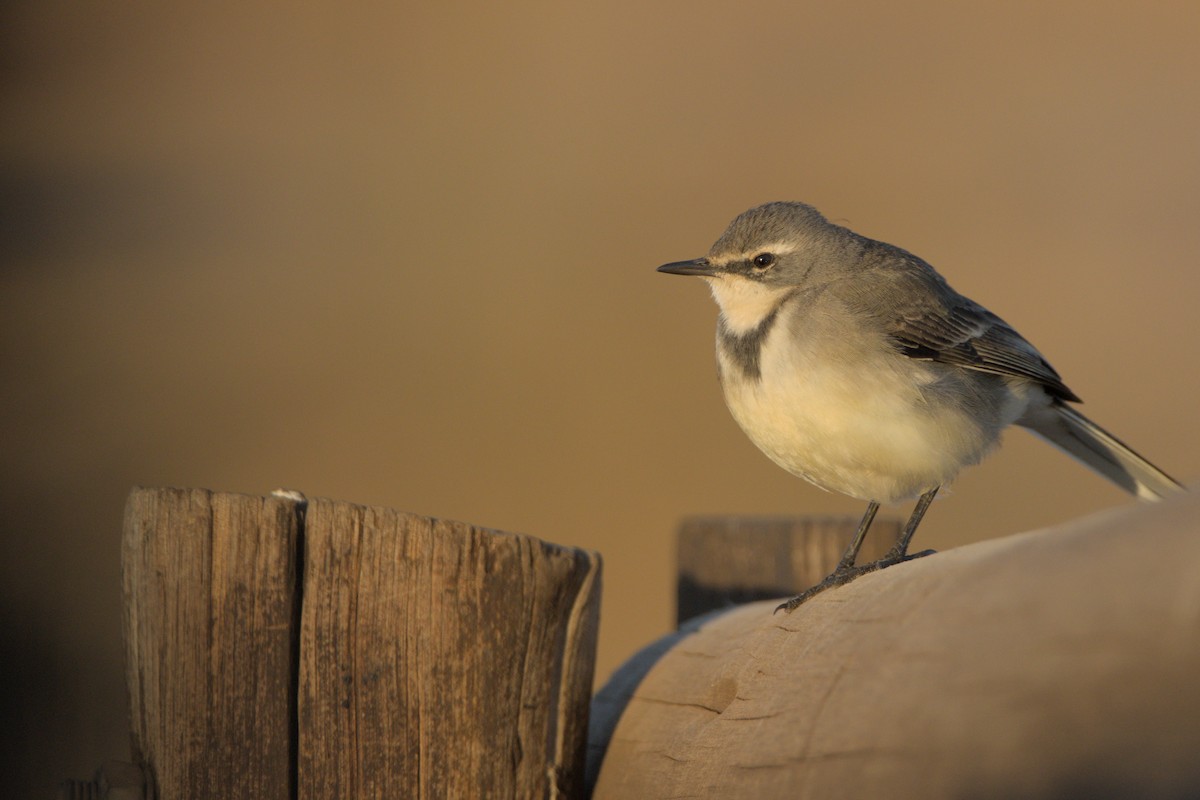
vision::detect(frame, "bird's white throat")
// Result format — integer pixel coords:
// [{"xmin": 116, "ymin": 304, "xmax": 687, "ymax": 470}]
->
[{"xmin": 705, "ymin": 275, "xmax": 795, "ymax": 335}]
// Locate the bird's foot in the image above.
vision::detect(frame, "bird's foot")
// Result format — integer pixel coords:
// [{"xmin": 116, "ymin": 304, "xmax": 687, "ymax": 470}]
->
[
  {"xmin": 888, "ymin": 547, "xmax": 937, "ymax": 564},
  {"xmin": 774, "ymin": 548, "xmax": 938, "ymax": 614}
]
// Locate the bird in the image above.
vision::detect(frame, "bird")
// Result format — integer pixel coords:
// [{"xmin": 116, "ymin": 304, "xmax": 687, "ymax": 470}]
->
[{"xmin": 657, "ymin": 201, "xmax": 1184, "ymax": 612}]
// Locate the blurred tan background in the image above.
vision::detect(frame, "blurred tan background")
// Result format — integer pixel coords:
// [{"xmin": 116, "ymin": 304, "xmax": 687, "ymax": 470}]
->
[{"xmin": 2, "ymin": 1, "xmax": 1198, "ymax": 794}]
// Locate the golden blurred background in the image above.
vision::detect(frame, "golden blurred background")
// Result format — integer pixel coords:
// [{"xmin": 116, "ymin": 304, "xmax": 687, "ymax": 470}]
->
[{"xmin": 3, "ymin": 1, "xmax": 1198, "ymax": 793}]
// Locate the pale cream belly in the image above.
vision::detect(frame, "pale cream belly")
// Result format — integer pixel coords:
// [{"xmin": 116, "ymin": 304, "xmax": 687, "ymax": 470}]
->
[{"xmin": 719, "ymin": 349, "xmax": 1009, "ymax": 505}]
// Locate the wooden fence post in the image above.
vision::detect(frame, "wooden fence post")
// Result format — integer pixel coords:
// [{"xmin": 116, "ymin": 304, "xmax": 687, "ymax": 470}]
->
[
  {"xmin": 675, "ymin": 515, "xmax": 901, "ymax": 623},
  {"xmin": 119, "ymin": 487, "xmax": 601, "ymax": 799}
]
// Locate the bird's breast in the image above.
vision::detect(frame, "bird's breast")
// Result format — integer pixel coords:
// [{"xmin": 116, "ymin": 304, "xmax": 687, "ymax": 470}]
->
[{"xmin": 716, "ymin": 311, "xmax": 1009, "ymax": 504}]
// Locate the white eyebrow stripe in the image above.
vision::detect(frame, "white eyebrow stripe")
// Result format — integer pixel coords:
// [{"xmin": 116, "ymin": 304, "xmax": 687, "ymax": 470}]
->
[{"xmin": 711, "ymin": 242, "xmax": 801, "ymax": 267}]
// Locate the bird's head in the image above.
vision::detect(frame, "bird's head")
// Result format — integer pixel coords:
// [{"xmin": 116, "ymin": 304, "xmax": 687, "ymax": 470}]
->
[{"xmin": 657, "ymin": 202, "xmax": 851, "ymax": 333}]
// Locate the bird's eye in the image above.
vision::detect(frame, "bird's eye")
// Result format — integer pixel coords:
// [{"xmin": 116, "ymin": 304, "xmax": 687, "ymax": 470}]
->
[{"xmin": 752, "ymin": 253, "xmax": 776, "ymax": 269}]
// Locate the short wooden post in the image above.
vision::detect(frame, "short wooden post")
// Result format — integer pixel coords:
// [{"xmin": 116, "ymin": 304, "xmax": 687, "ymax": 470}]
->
[
  {"xmin": 120, "ymin": 487, "xmax": 601, "ymax": 799},
  {"xmin": 675, "ymin": 515, "xmax": 901, "ymax": 622}
]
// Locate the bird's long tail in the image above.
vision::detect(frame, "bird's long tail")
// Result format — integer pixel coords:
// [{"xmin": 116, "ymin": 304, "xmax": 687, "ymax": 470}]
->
[{"xmin": 1019, "ymin": 402, "xmax": 1184, "ymax": 500}]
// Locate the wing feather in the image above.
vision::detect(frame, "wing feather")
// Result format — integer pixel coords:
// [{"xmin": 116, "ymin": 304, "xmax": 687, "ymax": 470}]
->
[{"xmin": 852, "ymin": 240, "xmax": 1080, "ymax": 402}]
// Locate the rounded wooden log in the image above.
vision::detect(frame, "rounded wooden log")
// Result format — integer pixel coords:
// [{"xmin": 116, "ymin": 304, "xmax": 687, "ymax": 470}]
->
[
  {"xmin": 676, "ymin": 515, "xmax": 901, "ymax": 623},
  {"xmin": 592, "ymin": 491, "xmax": 1200, "ymax": 799},
  {"xmin": 589, "ymin": 513, "xmax": 901, "ymax": 788}
]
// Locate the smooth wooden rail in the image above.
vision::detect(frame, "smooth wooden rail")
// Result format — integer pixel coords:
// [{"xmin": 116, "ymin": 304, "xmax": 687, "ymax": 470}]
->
[{"xmin": 589, "ymin": 491, "xmax": 1200, "ymax": 799}]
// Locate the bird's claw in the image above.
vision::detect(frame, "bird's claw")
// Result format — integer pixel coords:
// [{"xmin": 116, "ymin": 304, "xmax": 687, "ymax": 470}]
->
[{"xmin": 774, "ymin": 548, "xmax": 937, "ymax": 614}]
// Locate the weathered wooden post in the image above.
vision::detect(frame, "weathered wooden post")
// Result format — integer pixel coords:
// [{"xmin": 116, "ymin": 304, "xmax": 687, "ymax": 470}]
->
[{"xmin": 120, "ymin": 487, "xmax": 601, "ymax": 799}]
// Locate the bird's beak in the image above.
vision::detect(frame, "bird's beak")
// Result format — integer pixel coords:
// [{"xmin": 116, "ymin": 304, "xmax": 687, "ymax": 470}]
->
[{"xmin": 656, "ymin": 258, "xmax": 718, "ymax": 277}]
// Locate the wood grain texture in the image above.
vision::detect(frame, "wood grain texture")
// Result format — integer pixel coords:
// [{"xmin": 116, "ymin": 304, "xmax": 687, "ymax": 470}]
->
[
  {"xmin": 676, "ymin": 515, "xmax": 902, "ymax": 623},
  {"xmin": 297, "ymin": 498, "xmax": 601, "ymax": 799},
  {"xmin": 589, "ymin": 514, "xmax": 901, "ymax": 790},
  {"xmin": 594, "ymin": 491, "xmax": 1200, "ymax": 799},
  {"xmin": 122, "ymin": 487, "xmax": 301, "ymax": 798}
]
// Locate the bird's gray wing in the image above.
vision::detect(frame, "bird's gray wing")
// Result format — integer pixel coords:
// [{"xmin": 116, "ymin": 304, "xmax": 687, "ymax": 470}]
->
[
  {"xmin": 889, "ymin": 299, "xmax": 1078, "ymax": 401},
  {"xmin": 861, "ymin": 254, "xmax": 1080, "ymax": 402}
]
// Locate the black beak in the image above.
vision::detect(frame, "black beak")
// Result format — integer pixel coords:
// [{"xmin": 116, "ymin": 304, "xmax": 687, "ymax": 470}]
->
[{"xmin": 656, "ymin": 258, "xmax": 717, "ymax": 277}]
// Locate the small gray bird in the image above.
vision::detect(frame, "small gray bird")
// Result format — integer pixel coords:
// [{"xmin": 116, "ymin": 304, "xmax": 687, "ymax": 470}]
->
[{"xmin": 658, "ymin": 201, "xmax": 1183, "ymax": 611}]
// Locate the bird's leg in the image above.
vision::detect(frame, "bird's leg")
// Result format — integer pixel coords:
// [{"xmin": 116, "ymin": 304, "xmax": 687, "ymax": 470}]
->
[
  {"xmin": 882, "ymin": 486, "xmax": 939, "ymax": 562},
  {"xmin": 775, "ymin": 500, "xmax": 882, "ymax": 613},
  {"xmin": 775, "ymin": 487, "xmax": 940, "ymax": 614},
  {"xmin": 834, "ymin": 500, "xmax": 880, "ymax": 571}
]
